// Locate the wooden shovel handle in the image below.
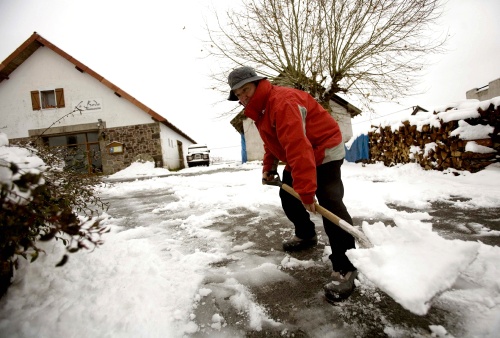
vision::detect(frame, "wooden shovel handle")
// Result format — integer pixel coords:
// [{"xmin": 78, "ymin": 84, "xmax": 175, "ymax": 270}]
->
[{"xmin": 280, "ymin": 183, "xmax": 373, "ymax": 249}]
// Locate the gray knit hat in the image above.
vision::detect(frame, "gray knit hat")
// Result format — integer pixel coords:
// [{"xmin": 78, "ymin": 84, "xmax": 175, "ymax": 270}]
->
[{"xmin": 227, "ymin": 66, "xmax": 266, "ymax": 101}]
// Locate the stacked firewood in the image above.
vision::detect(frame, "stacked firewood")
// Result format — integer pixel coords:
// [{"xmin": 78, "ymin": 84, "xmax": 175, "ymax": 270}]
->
[{"xmin": 368, "ymin": 103, "xmax": 499, "ymax": 173}]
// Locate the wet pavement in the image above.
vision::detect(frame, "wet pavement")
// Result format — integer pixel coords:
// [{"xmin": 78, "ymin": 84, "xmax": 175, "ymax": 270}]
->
[
  {"xmin": 189, "ymin": 204, "xmax": 499, "ymax": 337},
  {"xmin": 102, "ymin": 168, "xmax": 500, "ymax": 337}
]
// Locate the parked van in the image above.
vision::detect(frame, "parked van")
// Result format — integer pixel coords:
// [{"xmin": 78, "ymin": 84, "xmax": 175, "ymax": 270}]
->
[{"xmin": 186, "ymin": 144, "xmax": 210, "ymax": 167}]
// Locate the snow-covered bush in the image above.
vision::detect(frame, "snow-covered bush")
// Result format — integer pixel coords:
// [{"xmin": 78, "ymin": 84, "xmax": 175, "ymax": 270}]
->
[{"xmin": 0, "ymin": 133, "xmax": 109, "ymax": 298}]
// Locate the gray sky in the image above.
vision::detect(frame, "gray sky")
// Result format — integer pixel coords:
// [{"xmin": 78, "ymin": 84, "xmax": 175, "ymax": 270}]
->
[
  {"xmin": 351, "ymin": 0, "xmax": 500, "ymax": 133},
  {"xmin": 1, "ymin": 0, "xmax": 499, "ymax": 156}
]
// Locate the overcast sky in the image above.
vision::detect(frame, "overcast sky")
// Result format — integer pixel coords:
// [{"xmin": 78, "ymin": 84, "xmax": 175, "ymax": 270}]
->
[{"xmin": 1, "ymin": 0, "xmax": 499, "ymax": 158}]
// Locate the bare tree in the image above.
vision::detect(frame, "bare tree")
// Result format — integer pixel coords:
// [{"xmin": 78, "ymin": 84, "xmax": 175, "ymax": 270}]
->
[{"xmin": 206, "ymin": 0, "xmax": 447, "ymax": 112}]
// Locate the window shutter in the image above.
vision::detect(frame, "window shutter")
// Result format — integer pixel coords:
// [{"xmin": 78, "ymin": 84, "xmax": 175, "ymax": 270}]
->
[
  {"xmin": 31, "ymin": 90, "xmax": 41, "ymax": 110},
  {"xmin": 55, "ymin": 88, "xmax": 65, "ymax": 108}
]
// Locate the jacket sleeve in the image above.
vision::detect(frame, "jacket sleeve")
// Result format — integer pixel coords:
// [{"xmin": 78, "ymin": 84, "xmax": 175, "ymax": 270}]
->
[
  {"xmin": 274, "ymin": 98, "xmax": 317, "ymax": 204},
  {"xmin": 262, "ymin": 143, "xmax": 279, "ymax": 173}
]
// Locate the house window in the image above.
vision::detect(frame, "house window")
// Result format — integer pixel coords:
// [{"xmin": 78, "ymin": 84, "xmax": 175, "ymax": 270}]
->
[
  {"xmin": 30, "ymin": 88, "xmax": 65, "ymax": 110},
  {"xmin": 44, "ymin": 132, "xmax": 102, "ymax": 174},
  {"xmin": 41, "ymin": 90, "xmax": 56, "ymax": 108}
]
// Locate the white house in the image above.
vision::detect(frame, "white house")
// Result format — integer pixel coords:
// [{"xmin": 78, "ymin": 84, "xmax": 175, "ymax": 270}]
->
[
  {"xmin": 0, "ymin": 32, "xmax": 196, "ymax": 174},
  {"xmin": 230, "ymin": 92, "xmax": 361, "ymax": 162},
  {"xmin": 466, "ymin": 77, "xmax": 500, "ymax": 101}
]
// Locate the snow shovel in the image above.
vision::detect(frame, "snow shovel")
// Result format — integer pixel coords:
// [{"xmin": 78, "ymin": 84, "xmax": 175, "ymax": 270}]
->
[{"xmin": 262, "ymin": 173, "xmax": 373, "ymax": 249}]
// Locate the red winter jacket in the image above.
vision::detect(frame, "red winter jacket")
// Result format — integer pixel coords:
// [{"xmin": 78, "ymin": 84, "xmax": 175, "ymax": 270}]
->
[{"xmin": 244, "ymin": 79, "xmax": 345, "ymax": 204}]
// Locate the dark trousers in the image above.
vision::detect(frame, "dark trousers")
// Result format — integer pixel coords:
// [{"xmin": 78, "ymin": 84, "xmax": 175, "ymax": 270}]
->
[{"xmin": 279, "ymin": 159, "xmax": 356, "ymax": 273}]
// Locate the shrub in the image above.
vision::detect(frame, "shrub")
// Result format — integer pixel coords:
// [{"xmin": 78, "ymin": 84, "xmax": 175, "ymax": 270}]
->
[{"xmin": 0, "ymin": 137, "xmax": 109, "ymax": 298}]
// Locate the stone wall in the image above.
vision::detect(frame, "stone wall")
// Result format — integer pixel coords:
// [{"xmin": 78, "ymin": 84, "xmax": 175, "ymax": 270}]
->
[
  {"xmin": 8, "ymin": 122, "xmax": 163, "ymax": 175},
  {"xmin": 101, "ymin": 122, "xmax": 162, "ymax": 174}
]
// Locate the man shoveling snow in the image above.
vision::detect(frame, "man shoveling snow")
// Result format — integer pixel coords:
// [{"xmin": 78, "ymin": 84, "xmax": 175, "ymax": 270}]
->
[
  {"xmin": 226, "ymin": 66, "xmax": 488, "ymax": 316},
  {"xmin": 227, "ymin": 66, "xmax": 359, "ymax": 302}
]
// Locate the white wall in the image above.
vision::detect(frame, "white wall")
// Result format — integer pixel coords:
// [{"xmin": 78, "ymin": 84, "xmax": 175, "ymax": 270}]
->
[
  {"xmin": 466, "ymin": 78, "xmax": 500, "ymax": 101},
  {"xmin": 243, "ymin": 118, "xmax": 265, "ymax": 162},
  {"xmin": 0, "ymin": 47, "xmax": 152, "ymax": 139},
  {"xmin": 330, "ymin": 101, "xmax": 354, "ymax": 142},
  {"xmin": 159, "ymin": 123, "xmax": 194, "ymax": 169},
  {"xmin": 1, "ymin": 46, "xmax": 197, "ymax": 170}
]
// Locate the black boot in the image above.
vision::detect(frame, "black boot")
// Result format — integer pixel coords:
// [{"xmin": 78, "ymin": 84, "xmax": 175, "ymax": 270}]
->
[
  {"xmin": 282, "ymin": 235, "xmax": 318, "ymax": 252},
  {"xmin": 324, "ymin": 270, "xmax": 358, "ymax": 302}
]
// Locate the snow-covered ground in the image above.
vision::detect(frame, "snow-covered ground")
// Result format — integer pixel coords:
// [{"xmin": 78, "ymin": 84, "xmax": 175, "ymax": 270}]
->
[{"xmin": 0, "ymin": 159, "xmax": 499, "ymax": 337}]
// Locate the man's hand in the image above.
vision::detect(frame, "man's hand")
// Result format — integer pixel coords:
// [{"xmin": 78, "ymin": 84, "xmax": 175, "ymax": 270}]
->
[
  {"xmin": 303, "ymin": 203, "xmax": 316, "ymax": 213},
  {"xmin": 262, "ymin": 171, "xmax": 278, "ymax": 182},
  {"xmin": 264, "ymin": 171, "xmax": 316, "ymax": 213}
]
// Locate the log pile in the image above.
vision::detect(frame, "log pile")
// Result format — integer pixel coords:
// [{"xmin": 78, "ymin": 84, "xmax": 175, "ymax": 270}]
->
[{"xmin": 368, "ymin": 103, "xmax": 499, "ymax": 173}]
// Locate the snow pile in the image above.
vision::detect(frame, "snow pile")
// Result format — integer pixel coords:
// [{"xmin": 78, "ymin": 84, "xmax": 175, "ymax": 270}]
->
[
  {"xmin": 347, "ymin": 218, "xmax": 481, "ymax": 315},
  {"xmin": 373, "ymin": 97, "xmax": 500, "ymax": 141},
  {"xmin": 466, "ymin": 141, "xmax": 497, "ymax": 154},
  {"xmin": 107, "ymin": 160, "xmax": 171, "ymax": 179},
  {"xmin": 0, "ymin": 133, "xmax": 46, "ymax": 203},
  {"xmin": 450, "ymin": 120, "xmax": 494, "ymax": 140}
]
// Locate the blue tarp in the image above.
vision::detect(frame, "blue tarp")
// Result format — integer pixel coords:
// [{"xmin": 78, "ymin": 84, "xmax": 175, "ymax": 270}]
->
[
  {"xmin": 345, "ymin": 134, "xmax": 370, "ymax": 163},
  {"xmin": 241, "ymin": 133, "xmax": 247, "ymax": 163}
]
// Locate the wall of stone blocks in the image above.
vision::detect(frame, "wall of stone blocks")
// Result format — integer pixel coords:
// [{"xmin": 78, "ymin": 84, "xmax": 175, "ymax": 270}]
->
[{"xmin": 101, "ymin": 122, "xmax": 163, "ymax": 175}]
